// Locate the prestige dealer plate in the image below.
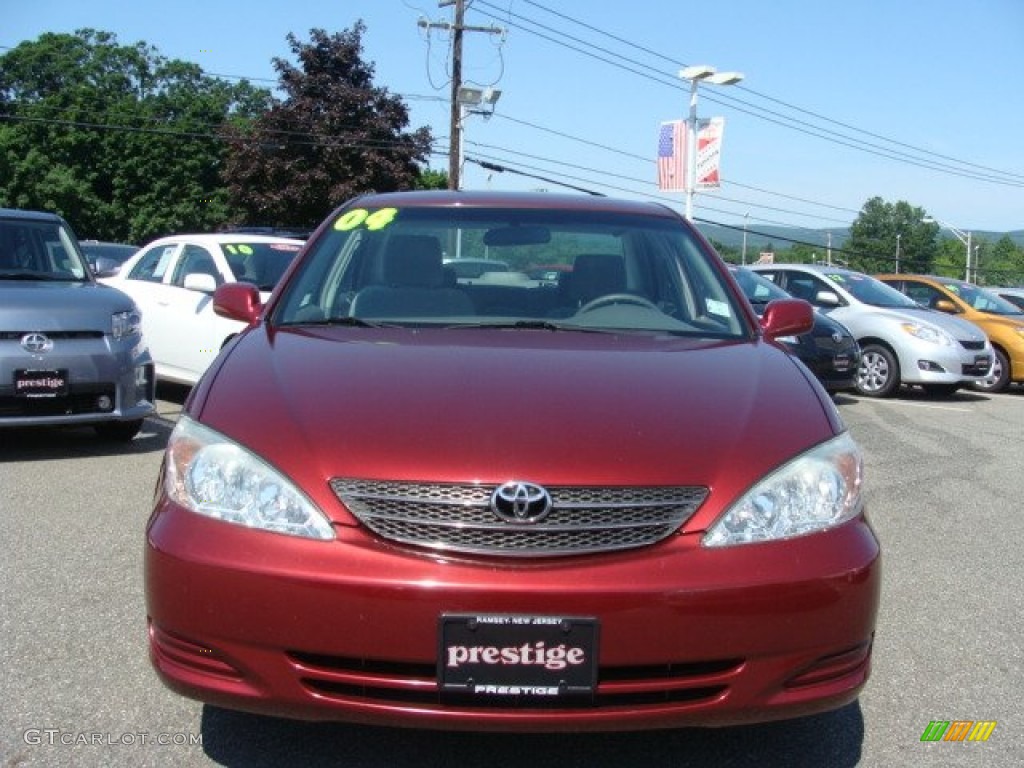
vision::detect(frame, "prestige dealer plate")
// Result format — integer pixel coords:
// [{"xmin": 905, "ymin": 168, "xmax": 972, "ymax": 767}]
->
[
  {"xmin": 439, "ymin": 614, "xmax": 598, "ymax": 698},
  {"xmin": 14, "ymin": 369, "xmax": 69, "ymax": 398}
]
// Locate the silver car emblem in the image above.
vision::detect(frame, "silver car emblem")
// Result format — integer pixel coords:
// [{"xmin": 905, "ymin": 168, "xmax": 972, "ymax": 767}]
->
[
  {"xmin": 831, "ymin": 331, "xmax": 844, "ymax": 344},
  {"xmin": 491, "ymin": 481, "xmax": 552, "ymax": 524},
  {"xmin": 21, "ymin": 332, "xmax": 54, "ymax": 355}
]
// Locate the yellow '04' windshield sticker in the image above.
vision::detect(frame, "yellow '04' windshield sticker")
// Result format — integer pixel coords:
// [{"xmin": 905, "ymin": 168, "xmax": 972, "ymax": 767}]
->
[{"xmin": 334, "ymin": 207, "xmax": 398, "ymax": 232}]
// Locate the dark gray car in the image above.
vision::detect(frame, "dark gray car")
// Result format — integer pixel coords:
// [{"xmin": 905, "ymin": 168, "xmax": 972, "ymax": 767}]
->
[{"xmin": 0, "ymin": 208, "xmax": 155, "ymax": 440}]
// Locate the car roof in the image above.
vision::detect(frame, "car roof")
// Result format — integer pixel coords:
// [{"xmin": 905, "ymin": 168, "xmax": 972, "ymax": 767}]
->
[
  {"xmin": 141, "ymin": 233, "xmax": 305, "ymax": 247},
  {"xmin": 749, "ymin": 263, "xmax": 861, "ymax": 276},
  {"xmin": 341, "ymin": 189, "xmax": 680, "ymax": 218},
  {"xmin": 0, "ymin": 207, "xmax": 66, "ymax": 223}
]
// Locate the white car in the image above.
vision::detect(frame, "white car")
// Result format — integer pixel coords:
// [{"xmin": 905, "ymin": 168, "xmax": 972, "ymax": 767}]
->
[
  {"xmin": 749, "ymin": 263, "xmax": 993, "ymax": 397},
  {"xmin": 990, "ymin": 287, "xmax": 1024, "ymax": 312},
  {"xmin": 102, "ymin": 234, "xmax": 303, "ymax": 385}
]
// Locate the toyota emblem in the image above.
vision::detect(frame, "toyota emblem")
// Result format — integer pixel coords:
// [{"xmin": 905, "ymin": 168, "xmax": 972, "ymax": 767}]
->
[
  {"xmin": 490, "ymin": 481, "xmax": 552, "ymax": 524},
  {"xmin": 21, "ymin": 332, "xmax": 54, "ymax": 355}
]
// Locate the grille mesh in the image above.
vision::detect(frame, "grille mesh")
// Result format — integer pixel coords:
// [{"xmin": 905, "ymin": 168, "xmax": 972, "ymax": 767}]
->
[{"xmin": 331, "ymin": 479, "xmax": 707, "ymax": 557}]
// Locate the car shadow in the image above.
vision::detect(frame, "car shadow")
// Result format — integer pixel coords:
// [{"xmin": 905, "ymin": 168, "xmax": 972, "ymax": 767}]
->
[
  {"xmin": 200, "ymin": 701, "xmax": 864, "ymax": 768},
  {"xmin": 0, "ymin": 381, "xmax": 190, "ymax": 462},
  {"xmin": 0, "ymin": 418, "xmax": 175, "ymax": 461}
]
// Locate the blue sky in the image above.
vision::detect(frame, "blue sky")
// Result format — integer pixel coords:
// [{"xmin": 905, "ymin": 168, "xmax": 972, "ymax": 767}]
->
[{"xmin": 5, "ymin": 0, "xmax": 1024, "ymax": 236}]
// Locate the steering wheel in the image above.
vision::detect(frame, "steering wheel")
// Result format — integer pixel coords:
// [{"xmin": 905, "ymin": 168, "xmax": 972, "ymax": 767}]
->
[{"xmin": 576, "ymin": 293, "xmax": 661, "ymax": 314}]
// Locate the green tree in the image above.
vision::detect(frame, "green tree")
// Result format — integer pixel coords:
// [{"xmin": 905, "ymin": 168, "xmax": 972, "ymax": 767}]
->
[
  {"xmin": 975, "ymin": 235, "xmax": 1024, "ymax": 286},
  {"xmin": 220, "ymin": 24, "xmax": 433, "ymax": 228},
  {"xmin": 847, "ymin": 197, "xmax": 935, "ymax": 274},
  {"xmin": 0, "ymin": 29, "xmax": 271, "ymax": 242},
  {"xmin": 414, "ymin": 168, "xmax": 449, "ymax": 190}
]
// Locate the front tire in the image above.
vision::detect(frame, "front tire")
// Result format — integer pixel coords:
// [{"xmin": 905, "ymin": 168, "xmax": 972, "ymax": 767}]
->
[
  {"xmin": 855, "ymin": 344, "xmax": 900, "ymax": 398},
  {"xmin": 972, "ymin": 348, "xmax": 1010, "ymax": 393}
]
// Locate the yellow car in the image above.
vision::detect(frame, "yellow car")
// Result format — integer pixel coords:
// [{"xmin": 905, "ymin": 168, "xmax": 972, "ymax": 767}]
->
[{"xmin": 876, "ymin": 274, "xmax": 1024, "ymax": 392}]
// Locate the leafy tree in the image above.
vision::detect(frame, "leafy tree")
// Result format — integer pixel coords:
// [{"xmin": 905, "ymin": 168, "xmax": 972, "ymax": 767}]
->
[
  {"xmin": 846, "ymin": 197, "xmax": 935, "ymax": 274},
  {"xmin": 220, "ymin": 24, "xmax": 433, "ymax": 228},
  {"xmin": 0, "ymin": 30, "xmax": 271, "ymax": 242},
  {"xmin": 415, "ymin": 168, "xmax": 449, "ymax": 190},
  {"xmin": 978, "ymin": 235, "xmax": 1024, "ymax": 285}
]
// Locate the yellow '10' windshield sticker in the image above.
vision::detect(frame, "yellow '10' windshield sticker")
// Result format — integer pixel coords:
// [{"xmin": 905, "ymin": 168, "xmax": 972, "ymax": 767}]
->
[
  {"xmin": 333, "ymin": 207, "xmax": 398, "ymax": 232},
  {"xmin": 224, "ymin": 244, "xmax": 254, "ymax": 255}
]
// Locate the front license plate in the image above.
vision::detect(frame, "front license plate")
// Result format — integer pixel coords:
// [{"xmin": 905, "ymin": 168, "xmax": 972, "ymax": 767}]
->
[
  {"xmin": 833, "ymin": 354, "xmax": 852, "ymax": 371},
  {"xmin": 14, "ymin": 369, "xmax": 69, "ymax": 398},
  {"xmin": 439, "ymin": 614, "xmax": 598, "ymax": 698}
]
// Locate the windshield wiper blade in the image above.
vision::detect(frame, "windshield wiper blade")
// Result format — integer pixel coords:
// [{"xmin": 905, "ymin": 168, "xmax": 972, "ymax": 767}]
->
[
  {"xmin": 0, "ymin": 271, "xmax": 79, "ymax": 281},
  {"xmin": 297, "ymin": 316, "xmax": 392, "ymax": 328},
  {"xmin": 448, "ymin": 320, "xmax": 611, "ymax": 334}
]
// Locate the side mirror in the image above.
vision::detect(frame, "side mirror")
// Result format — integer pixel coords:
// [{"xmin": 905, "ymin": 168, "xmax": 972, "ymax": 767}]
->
[
  {"xmin": 761, "ymin": 298, "xmax": 814, "ymax": 339},
  {"xmin": 814, "ymin": 290, "xmax": 841, "ymax": 307},
  {"xmin": 92, "ymin": 257, "xmax": 121, "ymax": 278},
  {"xmin": 933, "ymin": 299, "xmax": 959, "ymax": 314},
  {"xmin": 183, "ymin": 273, "xmax": 218, "ymax": 293},
  {"xmin": 214, "ymin": 282, "xmax": 262, "ymax": 325}
]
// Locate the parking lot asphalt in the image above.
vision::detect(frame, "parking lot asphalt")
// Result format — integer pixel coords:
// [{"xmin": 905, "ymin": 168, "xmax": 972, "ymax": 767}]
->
[{"xmin": 1, "ymin": 383, "xmax": 1021, "ymax": 767}]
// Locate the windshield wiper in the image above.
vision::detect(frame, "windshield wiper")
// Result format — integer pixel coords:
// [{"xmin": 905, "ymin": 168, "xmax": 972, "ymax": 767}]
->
[
  {"xmin": 0, "ymin": 271, "xmax": 82, "ymax": 281},
  {"xmin": 293, "ymin": 316, "xmax": 392, "ymax": 328},
  {"xmin": 448, "ymin": 320, "xmax": 612, "ymax": 334}
]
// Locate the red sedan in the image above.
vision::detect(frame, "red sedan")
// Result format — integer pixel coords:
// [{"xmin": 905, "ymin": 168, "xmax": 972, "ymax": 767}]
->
[{"xmin": 145, "ymin": 191, "xmax": 880, "ymax": 731}]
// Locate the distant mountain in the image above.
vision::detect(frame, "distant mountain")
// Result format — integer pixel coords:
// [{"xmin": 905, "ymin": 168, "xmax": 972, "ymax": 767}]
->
[{"xmin": 696, "ymin": 224, "xmax": 1024, "ymax": 252}]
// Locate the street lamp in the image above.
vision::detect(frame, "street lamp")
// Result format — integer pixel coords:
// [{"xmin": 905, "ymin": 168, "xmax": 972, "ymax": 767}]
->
[
  {"xmin": 454, "ymin": 86, "xmax": 501, "ymax": 190},
  {"xmin": 741, "ymin": 212, "xmax": 749, "ymax": 265},
  {"xmin": 678, "ymin": 65, "xmax": 744, "ymax": 220},
  {"xmin": 922, "ymin": 216, "xmax": 971, "ymax": 282},
  {"xmin": 895, "ymin": 233, "xmax": 901, "ymax": 273}
]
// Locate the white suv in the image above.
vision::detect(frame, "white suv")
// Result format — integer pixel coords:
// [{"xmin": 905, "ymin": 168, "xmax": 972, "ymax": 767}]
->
[{"xmin": 749, "ymin": 264, "xmax": 992, "ymax": 397}]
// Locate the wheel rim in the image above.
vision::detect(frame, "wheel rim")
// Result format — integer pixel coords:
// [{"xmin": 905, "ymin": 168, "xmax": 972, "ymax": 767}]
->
[{"xmin": 857, "ymin": 350, "xmax": 890, "ymax": 393}]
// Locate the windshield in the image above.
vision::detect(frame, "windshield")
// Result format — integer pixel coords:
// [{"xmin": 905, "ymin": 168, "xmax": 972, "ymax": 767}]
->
[
  {"xmin": 0, "ymin": 218, "xmax": 89, "ymax": 281},
  {"xmin": 273, "ymin": 203, "xmax": 747, "ymax": 338},
  {"xmin": 825, "ymin": 271, "xmax": 920, "ymax": 309},
  {"xmin": 940, "ymin": 280, "xmax": 1024, "ymax": 317},
  {"xmin": 218, "ymin": 241, "xmax": 302, "ymax": 291},
  {"xmin": 731, "ymin": 266, "xmax": 790, "ymax": 307}
]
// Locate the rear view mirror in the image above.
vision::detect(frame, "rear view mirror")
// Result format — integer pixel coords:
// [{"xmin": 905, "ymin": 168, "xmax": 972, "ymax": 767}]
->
[{"xmin": 483, "ymin": 225, "xmax": 551, "ymax": 247}]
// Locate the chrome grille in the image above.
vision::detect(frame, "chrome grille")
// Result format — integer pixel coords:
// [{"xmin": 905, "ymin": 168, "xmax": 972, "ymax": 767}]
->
[{"xmin": 331, "ymin": 479, "xmax": 708, "ymax": 557}]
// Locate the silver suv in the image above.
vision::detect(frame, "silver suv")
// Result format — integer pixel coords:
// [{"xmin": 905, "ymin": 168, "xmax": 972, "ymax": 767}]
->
[
  {"xmin": 1, "ymin": 208, "xmax": 155, "ymax": 440},
  {"xmin": 749, "ymin": 264, "xmax": 992, "ymax": 397}
]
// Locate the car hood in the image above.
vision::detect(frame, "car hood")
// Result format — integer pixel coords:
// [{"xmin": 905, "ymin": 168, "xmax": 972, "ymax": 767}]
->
[
  {"xmin": 191, "ymin": 327, "xmax": 843, "ymax": 526},
  {"xmin": 811, "ymin": 310, "xmax": 853, "ymax": 338},
  {"xmin": 881, "ymin": 306, "xmax": 988, "ymax": 342},
  {"xmin": 0, "ymin": 280, "xmax": 137, "ymax": 331}
]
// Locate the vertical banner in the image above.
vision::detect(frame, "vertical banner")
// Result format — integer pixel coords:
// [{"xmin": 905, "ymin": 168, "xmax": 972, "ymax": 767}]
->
[
  {"xmin": 656, "ymin": 120, "xmax": 687, "ymax": 190},
  {"xmin": 695, "ymin": 117, "xmax": 725, "ymax": 190}
]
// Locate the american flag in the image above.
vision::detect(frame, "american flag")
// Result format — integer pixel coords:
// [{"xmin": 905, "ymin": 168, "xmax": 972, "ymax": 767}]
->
[{"xmin": 657, "ymin": 120, "xmax": 686, "ymax": 191}]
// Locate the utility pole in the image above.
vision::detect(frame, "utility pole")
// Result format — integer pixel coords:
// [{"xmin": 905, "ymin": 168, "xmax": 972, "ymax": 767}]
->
[
  {"xmin": 446, "ymin": 0, "xmax": 465, "ymax": 190},
  {"xmin": 421, "ymin": 1, "xmax": 503, "ymax": 190}
]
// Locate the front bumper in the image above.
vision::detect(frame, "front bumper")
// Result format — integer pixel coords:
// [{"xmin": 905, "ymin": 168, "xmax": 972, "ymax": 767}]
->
[
  {"xmin": 146, "ymin": 501, "xmax": 881, "ymax": 732},
  {"xmin": 0, "ymin": 336, "xmax": 155, "ymax": 427},
  {"xmin": 895, "ymin": 341, "xmax": 991, "ymax": 385}
]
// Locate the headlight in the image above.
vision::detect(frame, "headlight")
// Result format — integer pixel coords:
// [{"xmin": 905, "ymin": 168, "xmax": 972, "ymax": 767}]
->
[
  {"xmin": 703, "ymin": 432, "xmax": 863, "ymax": 547},
  {"xmin": 900, "ymin": 322, "xmax": 952, "ymax": 346},
  {"xmin": 112, "ymin": 309, "xmax": 142, "ymax": 339},
  {"xmin": 164, "ymin": 416, "xmax": 335, "ymax": 540}
]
